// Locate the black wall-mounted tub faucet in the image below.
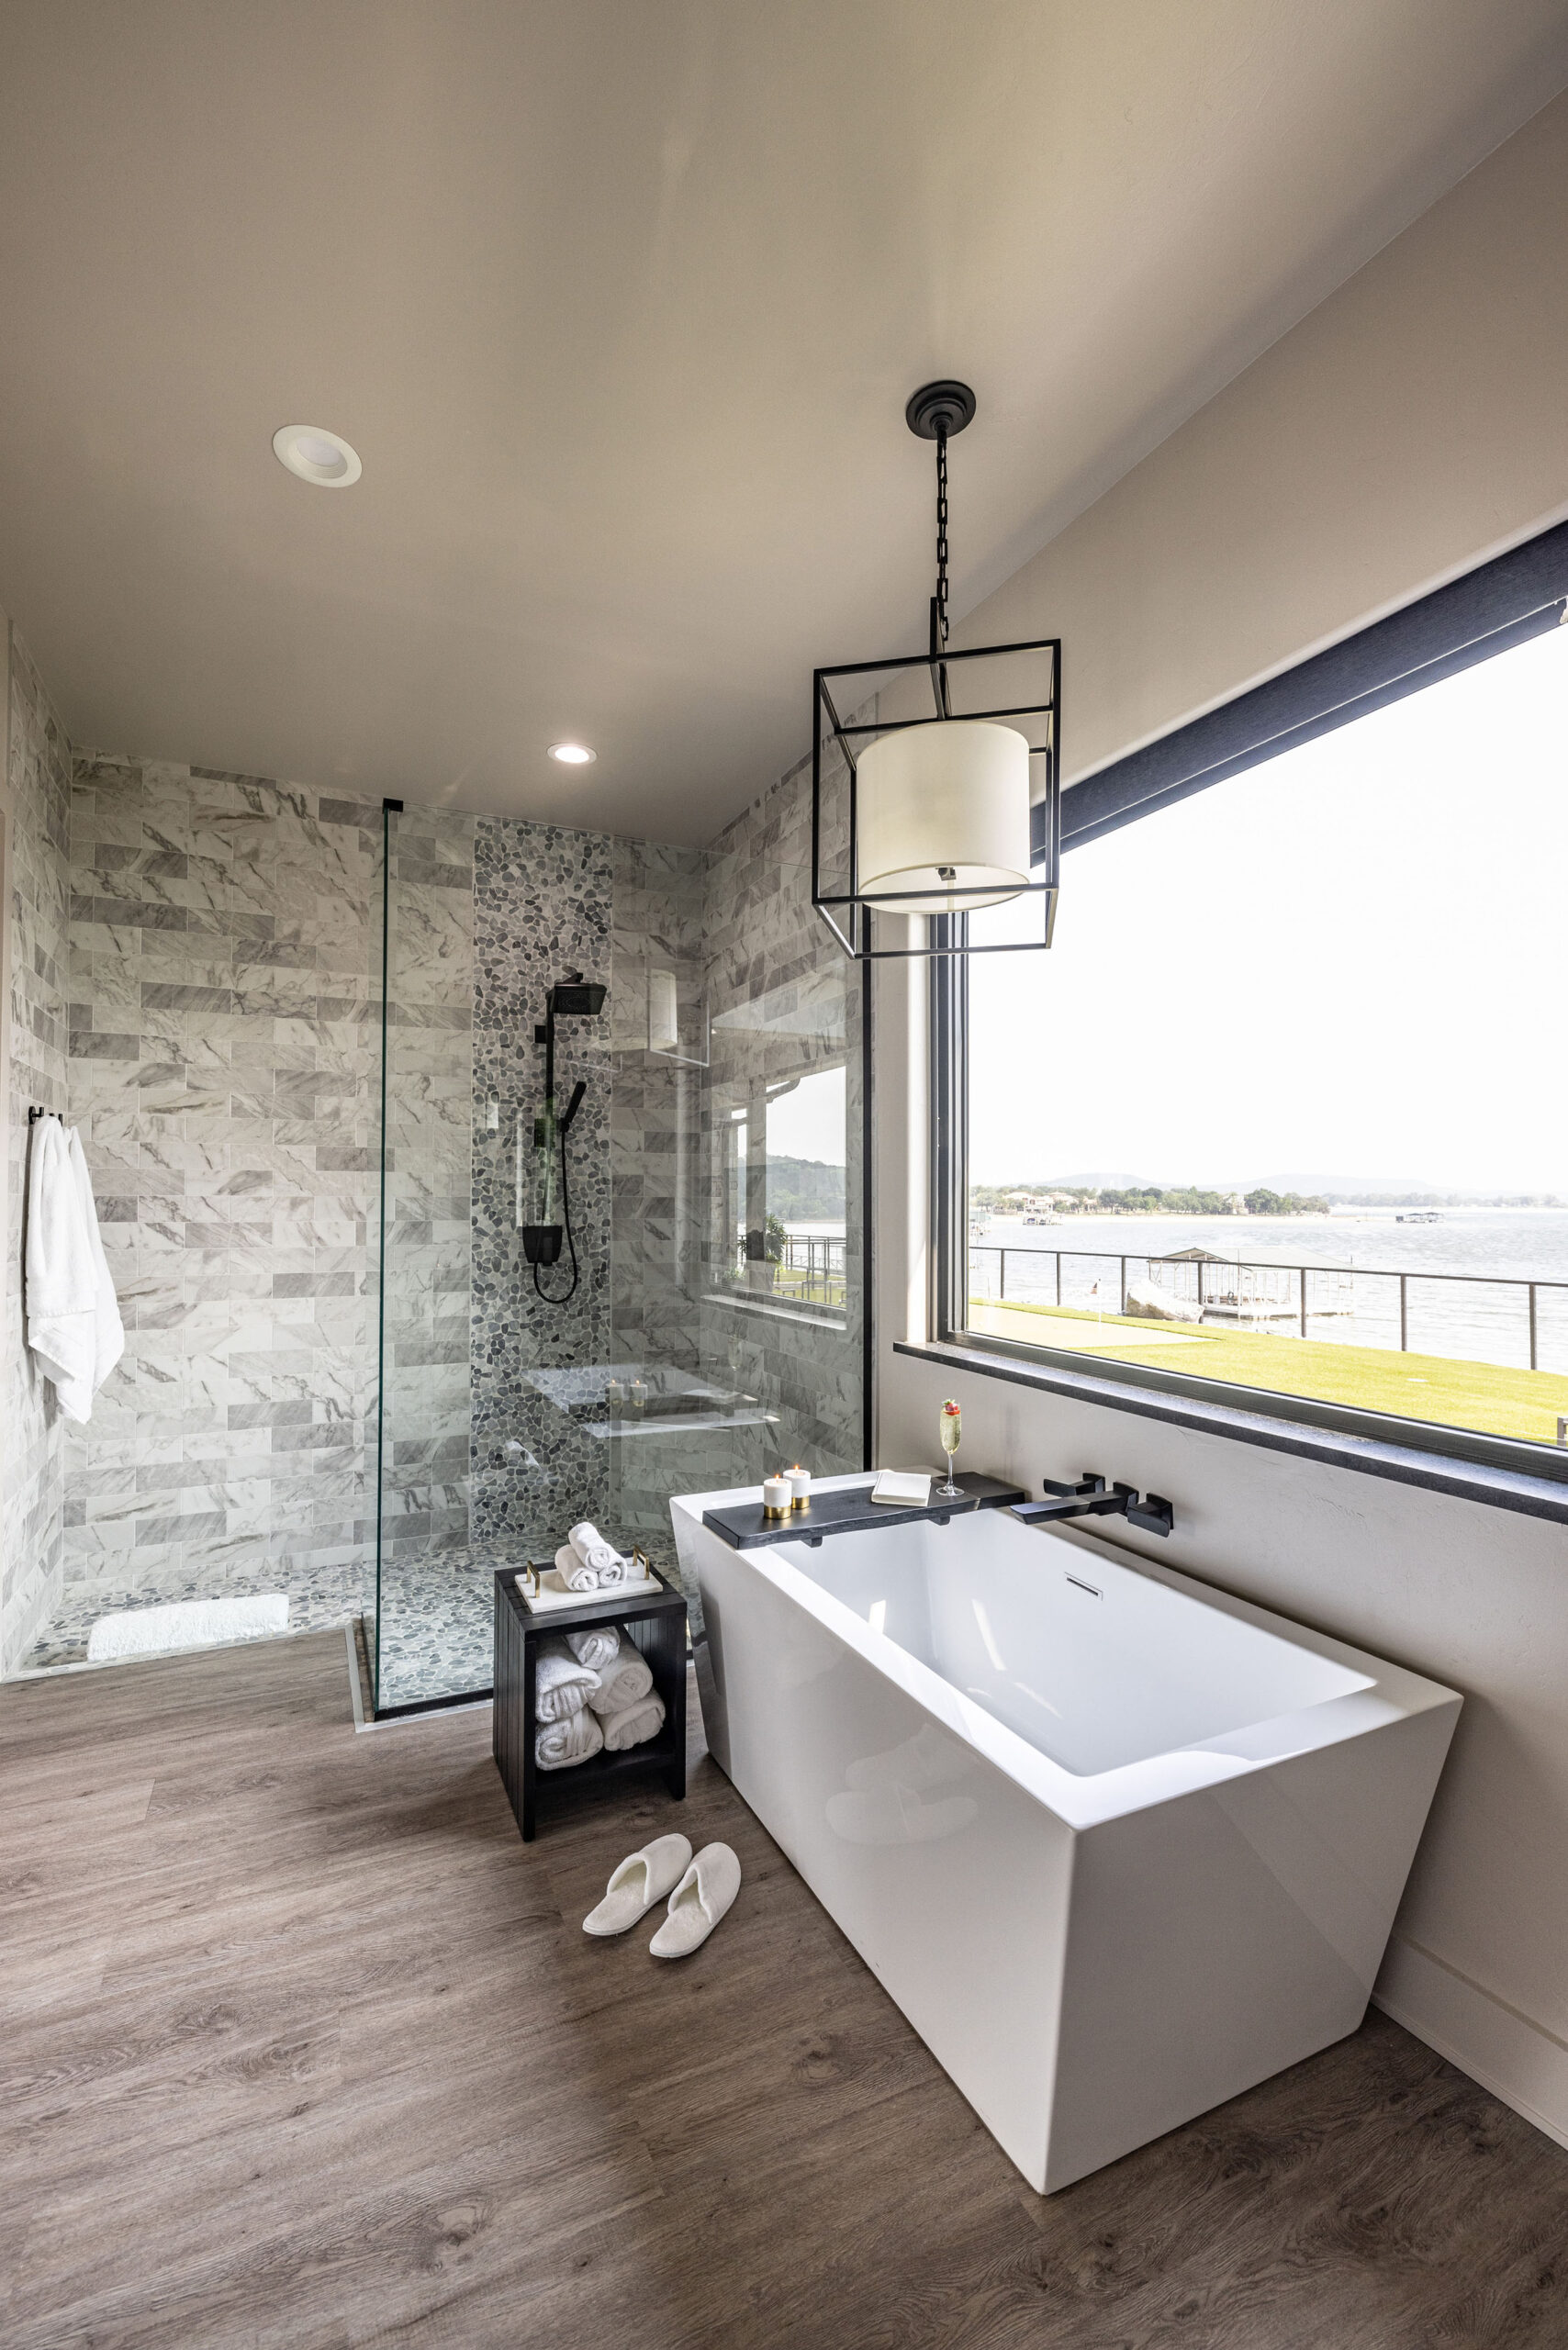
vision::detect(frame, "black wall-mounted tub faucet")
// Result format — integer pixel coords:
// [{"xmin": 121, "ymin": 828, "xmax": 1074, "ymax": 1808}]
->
[{"xmin": 1010, "ymin": 1474, "xmax": 1174, "ymax": 1539}]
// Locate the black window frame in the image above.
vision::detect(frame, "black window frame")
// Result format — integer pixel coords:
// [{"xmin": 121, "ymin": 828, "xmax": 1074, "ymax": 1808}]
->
[{"xmin": 933, "ymin": 518, "xmax": 1568, "ymax": 1487}]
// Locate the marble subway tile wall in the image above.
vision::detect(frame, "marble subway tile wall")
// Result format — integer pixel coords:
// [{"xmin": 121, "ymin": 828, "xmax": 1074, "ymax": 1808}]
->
[
  {"xmin": 2, "ymin": 627, "xmax": 73, "ymax": 1672},
  {"xmin": 609, "ymin": 837, "xmax": 707, "ymax": 1372},
  {"xmin": 46, "ymin": 758, "xmax": 379, "ymax": 1662},
  {"xmin": 8, "ymin": 712, "xmax": 864, "ymax": 1677},
  {"xmin": 469, "ymin": 817, "xmax": 613, "ymax": 1562},
  {"xmin": 601, "ymin": 840, "xmax": 716, "ymax": 1572}
]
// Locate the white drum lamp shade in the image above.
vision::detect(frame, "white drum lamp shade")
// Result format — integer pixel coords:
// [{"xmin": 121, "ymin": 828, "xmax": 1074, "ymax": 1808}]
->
[{"xmin": 855, "ymin": 720, "xmax": 1032, "ymax": 914}]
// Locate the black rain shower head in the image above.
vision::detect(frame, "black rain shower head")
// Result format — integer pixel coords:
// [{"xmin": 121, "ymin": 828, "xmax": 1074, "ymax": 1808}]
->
[{"xmin": 549, "ymin": 979, "xmax": 607, "ymax": 1017}]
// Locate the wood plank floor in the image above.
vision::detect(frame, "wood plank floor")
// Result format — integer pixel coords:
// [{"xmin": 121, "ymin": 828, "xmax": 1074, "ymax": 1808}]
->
[{"xmin": 4, "ymin": 1630, "xmax": 1566, "ymax": 2349}]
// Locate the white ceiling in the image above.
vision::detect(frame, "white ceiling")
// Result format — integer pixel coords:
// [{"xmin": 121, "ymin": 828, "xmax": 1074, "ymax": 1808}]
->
[{"xmin": 2, "ymin": 2, "xmax": 1566, "ymax": 846}]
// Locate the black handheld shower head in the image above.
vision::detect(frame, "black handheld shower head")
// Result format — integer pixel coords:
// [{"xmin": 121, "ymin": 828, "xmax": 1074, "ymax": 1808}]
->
[{"xmin": 527, "ymin": 976, "xmax": 607, "ymax": 1307}]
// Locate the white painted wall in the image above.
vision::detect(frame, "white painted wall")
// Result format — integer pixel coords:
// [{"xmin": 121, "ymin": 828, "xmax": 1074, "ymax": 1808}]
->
[
  {"xmin": 876, "ymin": 92, "xmax": 1568, "ymax": 2144},
  {"xmin": 953, "ymin": 87, "xmax": 1568, "ymax": 789}
]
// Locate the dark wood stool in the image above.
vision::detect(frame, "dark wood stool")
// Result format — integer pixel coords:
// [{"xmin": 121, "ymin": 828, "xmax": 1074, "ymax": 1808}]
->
[{"xmin": 492, "ymin": 1564, "xmax": 689, "ymax": 1841}]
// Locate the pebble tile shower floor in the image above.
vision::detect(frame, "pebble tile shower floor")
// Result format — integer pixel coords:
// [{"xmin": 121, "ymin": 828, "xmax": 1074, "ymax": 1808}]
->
[
  {"xmin": 18, "ymin": 1555, "xmax": 494, "ymax": 1705},
  {"xmin": 17, "ymin": 1545, "xmax": 687, "ymax": 1709}
]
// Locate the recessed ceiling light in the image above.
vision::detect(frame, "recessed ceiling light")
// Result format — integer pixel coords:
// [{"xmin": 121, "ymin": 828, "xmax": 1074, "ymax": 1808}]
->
[
  {"xmin": 548, "ymin": 742, "xmax": 596, "ymax": 766},
  {"xmin": 272, "ymin": 423, "xmax": 362, "ymax": 488}
]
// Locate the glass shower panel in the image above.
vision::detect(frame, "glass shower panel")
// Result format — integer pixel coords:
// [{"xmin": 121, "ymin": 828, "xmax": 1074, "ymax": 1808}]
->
[
  {"xmin": 597, "ymin": 844, "xmax": 722, "ymax": 1583},
  {"xmin": 366, "ymin": 797, "xmax": 862, "ymax": 1707},
  {"xmin": 606, "ymin": 811, "xmax": 866, "ymax": 1618},
  {"xmin": 364, "ymin": 805, "xmax": 386, "ymax": 1695},
  {"xmin": 372, "ymin": 807, "xmax": 479, "ymax": 1709}
]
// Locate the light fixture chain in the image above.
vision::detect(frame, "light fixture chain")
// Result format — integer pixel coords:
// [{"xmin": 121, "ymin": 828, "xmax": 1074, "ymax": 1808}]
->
[{"xmin": 935, "ymin": 426, "xmax": 949, "ymax": 648}]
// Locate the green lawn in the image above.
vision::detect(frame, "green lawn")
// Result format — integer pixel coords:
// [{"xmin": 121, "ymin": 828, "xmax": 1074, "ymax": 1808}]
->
[
  {"xmin": 968, "ymin": 1297, "xmax": 1568, "ymax": 1445},
  {"xmin": 768, "ymin": 1267, "xmax": 846, "ymax": 1309}
]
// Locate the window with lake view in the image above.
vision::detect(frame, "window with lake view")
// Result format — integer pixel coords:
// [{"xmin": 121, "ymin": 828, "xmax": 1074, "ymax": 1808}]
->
[{"xmin": 958, "ymin": 620, "xmax": 1568, "ymax": 1454}]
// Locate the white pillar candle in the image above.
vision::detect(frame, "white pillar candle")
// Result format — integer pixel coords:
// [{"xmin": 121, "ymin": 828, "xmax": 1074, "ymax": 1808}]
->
[
  {"xmin": 787, "ymin": 1465, "xmax": 812, "ymax": 1505},
  {"xmin": 762, "ymin": 1475, "xmax": 791, "ymax": 1516}
]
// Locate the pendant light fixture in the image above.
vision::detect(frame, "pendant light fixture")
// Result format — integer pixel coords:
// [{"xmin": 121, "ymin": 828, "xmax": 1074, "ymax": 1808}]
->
[{"xmin": 811, "ymin": 382, "xmax": 1060, "ymax": 958}]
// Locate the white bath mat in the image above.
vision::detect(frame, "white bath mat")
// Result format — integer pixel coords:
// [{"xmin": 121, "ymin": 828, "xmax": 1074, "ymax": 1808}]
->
[{"xmin": 85, "ymin": 1594, "xmax": 291, "ymax": 1662}]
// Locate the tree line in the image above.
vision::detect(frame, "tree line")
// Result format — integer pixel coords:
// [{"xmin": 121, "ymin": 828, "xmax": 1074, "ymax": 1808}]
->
[{"xmin": 972, "ymin": 1182, "xmax": 1329, "ymax": 1216}]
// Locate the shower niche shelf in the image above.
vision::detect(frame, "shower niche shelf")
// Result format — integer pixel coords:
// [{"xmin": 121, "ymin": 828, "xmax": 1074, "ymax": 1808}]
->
[{"xmin": 610, "ymin": 953, "xmax": 709, "ymax": 1066}]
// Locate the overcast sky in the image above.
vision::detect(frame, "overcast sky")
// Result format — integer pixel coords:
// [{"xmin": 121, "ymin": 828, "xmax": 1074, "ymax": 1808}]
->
[
  {"xmin": 968, "ymin": 620, "xmax": 1568, "ymax": 1192},
  {"xmin": 767, "ymin": 1062, "xmax": 846, "ymax": 1165}
]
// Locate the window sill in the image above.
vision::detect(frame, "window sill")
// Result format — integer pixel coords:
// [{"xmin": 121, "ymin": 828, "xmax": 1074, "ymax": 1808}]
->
[{"xmin": 894, "ymin": 1337, "xmax": 1568, "ymax": 1527}]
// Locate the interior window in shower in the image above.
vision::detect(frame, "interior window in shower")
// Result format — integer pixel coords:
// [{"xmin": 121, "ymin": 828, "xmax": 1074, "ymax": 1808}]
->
[{"xmin": 711, "ymin": 1062, "xmax": 846, "ymax": 1315}]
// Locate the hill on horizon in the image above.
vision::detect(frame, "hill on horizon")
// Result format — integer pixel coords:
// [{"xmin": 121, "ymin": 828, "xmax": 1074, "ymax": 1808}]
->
[{"xmin": 767, "ymin": 1154, "xmax": 845, "ymax": 1221}]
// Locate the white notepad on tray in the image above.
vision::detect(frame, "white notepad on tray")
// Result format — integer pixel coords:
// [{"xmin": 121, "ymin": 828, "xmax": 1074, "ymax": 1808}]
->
[
  {"xmin": 518, "ymin": 1567, "xmax": 662, "ymax": 1614},
  {"xmin": 870, "ymin": 1468, "xmax": 935, "ymax": 1507}
]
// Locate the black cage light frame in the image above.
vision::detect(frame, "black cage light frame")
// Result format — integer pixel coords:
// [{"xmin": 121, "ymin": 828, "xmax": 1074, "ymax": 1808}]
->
[
  {"xmin": 811, "ymin": 632, "xmax": 1062, "ymax": 959},
  {"xmin": 811, "ymin": 378, "xmax": 1061, "ymax": 960}
]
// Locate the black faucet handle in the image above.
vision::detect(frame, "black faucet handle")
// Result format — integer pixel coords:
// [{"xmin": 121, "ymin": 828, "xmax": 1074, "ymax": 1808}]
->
[
  {"xmin": 1042, "ymin": 1472, "xmax": 1105, "ymax": 1498},
  {"xmin": 1126, "ymin": 1493, "xmax": 1174, "ymax": 1537}
]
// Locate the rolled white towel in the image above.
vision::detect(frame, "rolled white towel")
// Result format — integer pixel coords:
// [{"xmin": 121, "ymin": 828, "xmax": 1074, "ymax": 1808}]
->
[
  {"xmin": 587, "ymin": 1649, "xmax": 654, "ymax": 1718},
  {"xmin": 566, "ymin": 1623, "xmax": 621, "ymax": 1672},
  {"xmin": 568, "ymin": 1520, "xmax": 625, "ymax": 1581},
  {"xmin": 535, "ymin": 1707, "xmax": 605, "ymax": 1771},
  {"xmin": 553, "ymin": 1542, "xmax": 600, "ymax": 1594},
  {"xmin": 600, "ymin": 1690, "xmax": 666, "ymax": 1752},
  {"xmin": 534, "ymin": 1636, "xmax": 599, "ymax": 1723}
]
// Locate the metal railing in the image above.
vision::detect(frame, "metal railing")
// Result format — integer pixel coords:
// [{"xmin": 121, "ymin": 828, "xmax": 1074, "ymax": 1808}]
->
[
  {"xmin": 968, "ymin": 1244, "xmax": 1568, "ymax": 1373},
  {"xmin": 776, "ymin": 1234, "xmax": 846, "ymax": 1306},
  {"xmin": 725, "ymin": 1232, "xmax": 846, "ymax": 1308}
]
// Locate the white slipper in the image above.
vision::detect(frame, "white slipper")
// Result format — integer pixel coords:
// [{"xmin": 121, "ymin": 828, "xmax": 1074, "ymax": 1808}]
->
[
  {"xmin": 649, "ymin": 1841, "xmax": 741, "ymax": 1959},
  {"xmin": 583, "ymin": 1834, "xmax": 692, "ymax": 1936}
]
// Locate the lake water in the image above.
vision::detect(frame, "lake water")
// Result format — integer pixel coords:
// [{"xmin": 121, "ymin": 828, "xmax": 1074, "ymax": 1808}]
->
[{"xmin": 968, "ymin": 1210, "xmax": 1568, "ymax": 1375}]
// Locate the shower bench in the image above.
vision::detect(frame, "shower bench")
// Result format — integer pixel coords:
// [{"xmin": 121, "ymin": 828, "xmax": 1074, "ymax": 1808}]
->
[{"xmin": 492, "ymin": 1564, "xmax": 689, "ymax": 1841}]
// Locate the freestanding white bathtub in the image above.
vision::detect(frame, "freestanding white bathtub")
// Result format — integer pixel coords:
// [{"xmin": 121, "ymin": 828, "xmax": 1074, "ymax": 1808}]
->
[{"xmin": 673, "ymin": 1474, "xmax": 1462, "ymax": 2193}]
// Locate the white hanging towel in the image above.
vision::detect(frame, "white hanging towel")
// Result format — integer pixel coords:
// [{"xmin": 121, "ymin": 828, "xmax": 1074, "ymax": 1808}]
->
[
  {"xmin": 70, "ymin": 1126, "xmax": 125, "ymax": 1404},
  {"xmin": 26, "ymin": 1120, "xmax": 124, "ymax": 1423}
]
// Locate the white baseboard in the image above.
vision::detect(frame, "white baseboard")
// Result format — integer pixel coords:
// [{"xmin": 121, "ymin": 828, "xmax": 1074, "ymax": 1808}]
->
[{"xmin": 1374, "ymin": 1933, "xmax": 1568, "ymax": 2155}]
